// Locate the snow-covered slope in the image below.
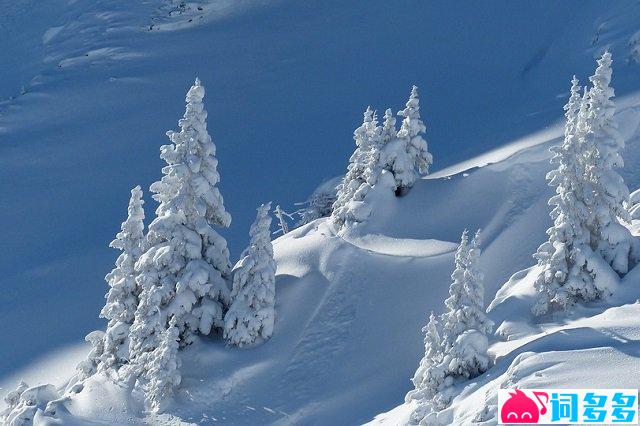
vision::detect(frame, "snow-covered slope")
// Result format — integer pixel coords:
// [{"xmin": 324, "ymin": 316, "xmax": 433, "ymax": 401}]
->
[
  {"xmin": 4, "ymin": 1, "xmax": 640, "ymax": 425},
  {"xmin": 5, "ymin": 90, "xmax": 640, "ymax": 424}
]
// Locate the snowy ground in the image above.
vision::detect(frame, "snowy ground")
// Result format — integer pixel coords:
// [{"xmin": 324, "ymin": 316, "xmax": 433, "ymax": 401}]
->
[{"xmin": 3, "ymin": 0, "xmax": 640, "ymax": 425}]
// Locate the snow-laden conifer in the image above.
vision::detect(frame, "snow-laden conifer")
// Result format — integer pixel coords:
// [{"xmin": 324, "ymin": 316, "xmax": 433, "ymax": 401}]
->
[
  {"xmin": 405, "ymin": 312, "xmax": 445, "ymax": 424},
  {"xmin": 381, "ymin": 108, "xmax": 397, "ymax": 143},
  {"xmin": 99, "ymin": 185, "xmax": 145, "ymax": 372},
  {"xmin": 408, "ymin": 230, "xmax": 492, "ymax": 424},
  {"xmin": 380, "ymin": 86, "xmax": 432, "ymax": 193},
  {"xmin": 532, "ymin": 76, "xmax": 598, "ymax": 315},
  {"xmin": 440, "ymin": 230, "xmax": 493, "ymax": 379},
  {"xmin": 128, "ymin": 78, "xmax": 232, "ymax": 368},
  {"xmin": 332, "ymin": 107, "xmax": 382, "ymax": 226},
  {"xmin": 142, "ymin": 316, "xmax": 181, "ymax": 412},
  {"xmin": 224, "ymin": 202, "xmax": 277, "ymax": 347},
  {"xmin": 582, "ymin": 51, "xmax": 634, "ymax": 274}
]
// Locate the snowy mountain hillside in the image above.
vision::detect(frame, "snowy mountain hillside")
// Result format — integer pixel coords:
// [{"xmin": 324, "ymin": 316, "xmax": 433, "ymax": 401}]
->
[
  {"xmin": 4, "ymin": 1, "xmax": 640, "ymax": 425},
  {"xmin": 4, "ymin": 85, "xmax": 640, "ymax": 424}
]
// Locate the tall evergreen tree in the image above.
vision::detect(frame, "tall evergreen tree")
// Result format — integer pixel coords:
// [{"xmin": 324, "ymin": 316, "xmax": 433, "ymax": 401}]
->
[
  {"xmin": 532, "ymin": 77, "xmax": 597, "ymax": 315},
  {"xmin": 442, "ymin": 230, "xmax": 492, "ymax": 379},
  {"xmin": 582, "ymin": 51, "xmax": 634, "ymax": 274},
  {"xmin": 127, "ymin": 78, "xmax": 232, "ymax": 376},
  {"xmin": 224, "ymin": 203, "xmax": 277, "ymax": 347},
  {"xmin": 380, "ymin": 86, "xmax": 432, "ymax": 194},
  {"xmin": 408, "ymin": 230, "xmax": 492, "ymax": 424},
  {"xmin": 99, "ymin": 185, "xmax": 146, "ymax": 372}
]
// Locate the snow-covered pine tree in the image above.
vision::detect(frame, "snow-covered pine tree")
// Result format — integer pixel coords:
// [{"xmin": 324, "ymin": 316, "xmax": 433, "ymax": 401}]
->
[
  {"xmin": 224, "ymin": 202, "xmax": 277, "ymax": 347},
  {"xmin": 99, "ymin": 185, "xmax": 146, "ymax": 373},
  {"xmin": 332, "ymin": 107, "xmax": 382, "ymax": 227},
  {"xmin": 582, "ymin": 51, "xmax": 634, "ymax": 275},
  {"xmin": 440, "ymin": 230, "xmax": 493, "ymax": 380},
  {"xmin": 407, "ymin": 230, "xmax": 493, "ymax": 424},
  {"xmin": 532, "ymin": 76, "xmax": 600, "ymax": 315},
  {"xmin": 405, "ymin": 312, "xmax": 445, "ymax": 424},
  {"xmin": 142, "ymin": 316, "xmax": 181, "ymax": 412},
  {"xmin": 380, "ymin": 86, "xmax": 432, "ymax": 194},
  {"xmin": 127, "ymin": 78, "xmax": 232, "ymax": 369}
]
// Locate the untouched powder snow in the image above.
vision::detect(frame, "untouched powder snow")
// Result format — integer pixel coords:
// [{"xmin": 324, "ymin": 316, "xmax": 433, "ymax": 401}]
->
[{"xmin": 4, "ymin": 1, "xmax": 640, "ymax": 425}]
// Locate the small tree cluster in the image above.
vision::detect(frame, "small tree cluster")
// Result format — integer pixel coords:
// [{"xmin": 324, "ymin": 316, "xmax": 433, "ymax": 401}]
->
[
  {"xmin": 407, "ymin": 230, "xmax": 493, "ymax": 424},
  {"xmin": 121, "ymin": 78, "xmax": 233, "ymax": 403},
  {"xmin": 533, "ymin": 52, "xmax": 634, "ymax": 315},
  {"xmin": 76, "ymin": 78, "xmax": 279, "ymax": 413},
  {"xmin": 331, "ymin": 86, "xmax": 433, "ymax": 228},
  {"xmin": 380, "ymin": 86, "xmax": 433, "ymax": 194}
]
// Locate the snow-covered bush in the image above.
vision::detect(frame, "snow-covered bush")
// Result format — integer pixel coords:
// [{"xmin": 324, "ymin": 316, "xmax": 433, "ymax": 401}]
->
[
  {"xmin": 224, "ymin": 203, "xmax": 277, "ymax": 347},
  {"xmin": 295, "ymin": 178, "xmax": 339, "ymax": 227},
  {"xmin": 99, "ymin": 185, "xmax": 146, "ymax": 373},
  {"xmin": 1, "ymin": 383, "xmax": 60, "ymax": 426},
  {"xmin": 73, "ymin": 330, "xmax": 106, "ymax": 383},
  {"xmin": 1, "ymin": 381, "xmax": 29, "ymax": 423},
  {"xmin": 126, "ymin": 78, "xmax": 232, "ymax": 379},
  {"xmin": 380, "ymin": 86, "xmax": 432, "ymax": 194}
]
